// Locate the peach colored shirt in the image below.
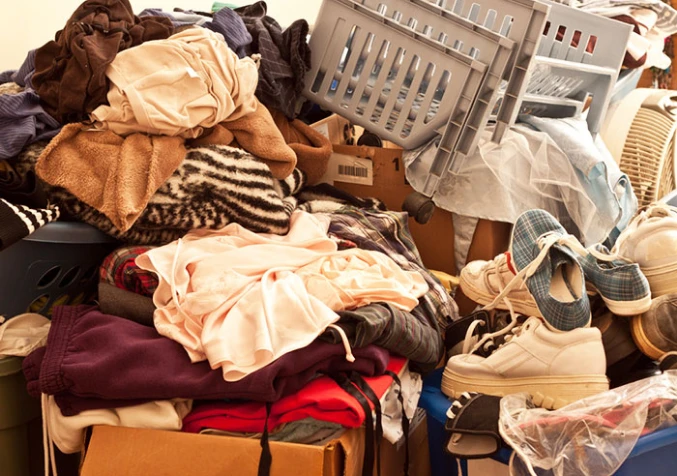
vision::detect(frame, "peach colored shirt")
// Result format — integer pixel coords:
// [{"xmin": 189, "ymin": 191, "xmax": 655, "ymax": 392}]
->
[{"xmin": 137, "ymin": 211, "xmax": 428, "ymax": 381}]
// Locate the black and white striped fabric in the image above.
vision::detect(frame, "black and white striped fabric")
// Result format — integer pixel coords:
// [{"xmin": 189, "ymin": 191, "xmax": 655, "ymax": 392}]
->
[
  {"xmin": 0, "ymin": 198, "xmax": 59, "ymax": 251},
  {"xmin": 43, "ymin": 145, "xmax": 306, "ymax": 245}
]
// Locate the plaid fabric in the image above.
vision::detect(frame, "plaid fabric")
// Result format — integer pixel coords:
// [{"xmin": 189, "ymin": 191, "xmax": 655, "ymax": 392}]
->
[
  {"xmin": 580, "ymin": 245, "xmax": 650, "ymax": 302},
  {"xmin": 324, "ymin": 208, "xmax": 457, "ymax": 370},
  {"xmin": 297, "ymin": 183, "xmax": 387, "ymax": 214},
  {"xmin": 235, "ymin": 1, "xmax": 311, "ymax": 118},
  {"xmin": 511, "ymin": 209, "xmax": 590, "ymax": 331},
  {"xmin": 99, "ymin": 246, "xmax": 158, "ymax": 297}
]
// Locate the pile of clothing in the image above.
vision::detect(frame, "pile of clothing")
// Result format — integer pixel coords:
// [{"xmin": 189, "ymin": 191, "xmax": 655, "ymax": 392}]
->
[
  {"xmin": 0, "ymin": 0, "xmax": 328, "ymax": 249},
  {"xmin": 0, "ymin": 1, "xmax": 459, "ymax": 475}
]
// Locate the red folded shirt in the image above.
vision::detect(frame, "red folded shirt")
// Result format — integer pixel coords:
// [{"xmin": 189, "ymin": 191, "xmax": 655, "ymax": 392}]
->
[{"xmin": 183, "ymin": 356, "xmax": 406, "ymax": 433}]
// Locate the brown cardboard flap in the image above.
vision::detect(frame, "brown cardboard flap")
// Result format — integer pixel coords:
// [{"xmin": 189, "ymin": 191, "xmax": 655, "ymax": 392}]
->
[
  {"xmin": 80, "ymin": 426, "xmax": 353, "ymax": 476},
  {"xmin": 80, "ymin": 416, "xmax": 431, "ymax": 476},
  {"xmin": 328, "ymin": 144, "xmax": 456, "ymax": 275}
]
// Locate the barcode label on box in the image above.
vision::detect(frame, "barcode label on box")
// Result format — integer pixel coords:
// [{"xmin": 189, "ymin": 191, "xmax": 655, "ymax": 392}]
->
[
  {"xmin": 338, "ymin": 164, "xmax": 369, "ymax": 178},
  {"xmin": 319, "ymin": 153, "xmax": 373, "ymax": 186}
]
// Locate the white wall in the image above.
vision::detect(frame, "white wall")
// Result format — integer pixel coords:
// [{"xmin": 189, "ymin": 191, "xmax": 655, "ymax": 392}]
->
[{"xmin": 0, "ymin": 0, "xmax": 322, "ymax": 70}]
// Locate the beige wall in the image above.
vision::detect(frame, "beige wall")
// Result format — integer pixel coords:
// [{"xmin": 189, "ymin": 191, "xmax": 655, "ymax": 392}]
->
[{"xmin": 0, "ymin": 1, "xmax": 322, "ymax": 70}]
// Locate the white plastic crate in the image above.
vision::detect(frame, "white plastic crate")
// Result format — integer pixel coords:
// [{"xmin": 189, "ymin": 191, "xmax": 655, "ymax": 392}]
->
[
  {"xmin": 516, "ymin": 0, "xmax": 632, "ymax": 135},
  {"xmin": 357, "ymin": 0, "xmax": 518, "ymax": 161},
  {"xmin": 443, "ymin": 0, "xmax": 551, "ymax": 143},
  {"xmin": 304, "ymin": 0, "xmax": 549, "ymax": 184},
  {"xmin": 403, "ymin": 0, "xmax": 631, "ymax": 222},
  {"xmin": 305, "ymin": 0, "xmax": 496, "ymax": 150}
]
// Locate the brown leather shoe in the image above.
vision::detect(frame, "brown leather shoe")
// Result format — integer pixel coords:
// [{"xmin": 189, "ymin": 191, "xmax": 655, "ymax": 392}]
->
[
  {"xmin": 631, "ymin": 294, "xmax": 677, "ymax": 359},
  {"xmin": 593, "ymin": 309, "xmax": 639, "ymax": 367}
]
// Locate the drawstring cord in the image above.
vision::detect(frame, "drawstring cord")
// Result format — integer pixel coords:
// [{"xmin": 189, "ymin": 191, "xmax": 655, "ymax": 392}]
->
[
  {"xmin": 327, "ymin": 324, "xmax": 356, "ymax": 362},
  {"xmin": 41, "ymin": 394, "xmax": 58, "ymax": 476}
]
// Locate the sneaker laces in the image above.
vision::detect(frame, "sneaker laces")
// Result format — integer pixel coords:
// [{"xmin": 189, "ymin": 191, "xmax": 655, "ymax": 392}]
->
[
  {"xmin": 461, "ymin": 319, "xmax": 489, "ymax": 355},
  {"xmin": 466, "ymin": 317, "xmax": 530, "ymax": 356},
  {"xmin": 471, "ymin": 232, "xmax": 589, "ymax": 355},
  {"xmin": 41, "ymin": 393, "xmax": 58, "ymax": 476}
]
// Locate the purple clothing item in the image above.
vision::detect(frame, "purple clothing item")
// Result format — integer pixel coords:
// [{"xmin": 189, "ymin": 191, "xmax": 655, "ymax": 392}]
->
[
  {"xmin": 23, "ymin": 305, "xmax": 388, "ymax": 416},
  {"xmin": 0, "ymin": 50, "xmax": 61, "ymax": 160},
  {"xmin": 138, "ymin": 8, "xmax": 251, "ymax": 58},
  {"xmin": 204, "ymin": 7, "xmax": 252, "ymax": 58},
  {"xmin": 0, "ymin": 49, "xmax": 36, "ymax": 87}
]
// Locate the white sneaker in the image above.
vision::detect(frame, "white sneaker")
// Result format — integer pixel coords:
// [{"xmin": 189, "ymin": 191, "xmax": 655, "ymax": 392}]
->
[
  {"xmin": 614, "ymin": 203, "xmax": 677, "ymax": 297},
  {"xmin": 459, "ymin": 253, "xmax": 541, "ymax": 318},
  {"xmin": 441, "ymin": 317, "xmax": 609, "ymax": 409}
]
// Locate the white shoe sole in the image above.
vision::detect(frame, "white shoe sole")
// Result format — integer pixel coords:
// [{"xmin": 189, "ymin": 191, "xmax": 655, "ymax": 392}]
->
[
  {"xmin": 603, "ymin": 293, "xmax": 652, "ymax": 316},
  {"xmin": 441, "ymin": 368, "xmax": 609, "ymax": 410},
  {"xmin": 586, "ymin": 282, "xmax": 651, "ymax": 316},
  {"xmin": 642, "ymin": 263, "xmax": 677, "ymax": 298},
  {"xmin": 460, "ymin": 274, "xmax": 543, "ymax": 318}
]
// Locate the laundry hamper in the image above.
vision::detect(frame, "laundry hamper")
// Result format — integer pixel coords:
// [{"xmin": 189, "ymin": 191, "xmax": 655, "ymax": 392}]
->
[
  {"xmin": 0, "ymin": 222, "xmax": 118, "ymax": 319},
  {"xmin": 0, "ymin": 356, "xmax": 41, "ymax": 476},
  {"xmin": 602, "ymin": 88, "xmax": 677, "ymax": 207},
  {"xmin": 404, "ymin": 0, "xmax": 630, "ymax": 222}
]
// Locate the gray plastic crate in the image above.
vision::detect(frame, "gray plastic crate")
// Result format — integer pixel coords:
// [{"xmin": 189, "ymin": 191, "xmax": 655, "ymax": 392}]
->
[
  {"xmin": 358, "ymin": 0, "xmax": 516, "ymax": 155},
  {"xmin": 0, "ymin": 222, "xmax": 118, "ymax": 319},
  {"xmin": 451, "ymin": 0, "xmax": 551, "ymax": 143},
  {"xmin": 304, "ymin": 0, "xmax": 489, "ymax": 150}
]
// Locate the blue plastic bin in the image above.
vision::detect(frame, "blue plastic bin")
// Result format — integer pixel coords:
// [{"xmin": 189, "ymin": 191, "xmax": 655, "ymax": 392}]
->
[
  {"xmin": 0, "ymin": 222, "xmax": 117, "ymax": 319},
  {"xmin": 419, "ymin": 369, "xmax": 677, "ymax": 476}
]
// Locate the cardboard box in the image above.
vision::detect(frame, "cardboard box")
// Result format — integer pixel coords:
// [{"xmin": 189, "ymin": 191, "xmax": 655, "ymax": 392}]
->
[
  {"xmin": 80, "ymin": 415, "xmax": 431, "ymax": 476},
  {"xmin": 80, "ymin": 425, "xmax": 361, "ymax": 476},
  {"xmin": 310, "ymin": 114, "xmax": 354, "ymax": 145},
  {"xmin": 326, "ymin": 144, "xmax": 457, "ymax": 275}
]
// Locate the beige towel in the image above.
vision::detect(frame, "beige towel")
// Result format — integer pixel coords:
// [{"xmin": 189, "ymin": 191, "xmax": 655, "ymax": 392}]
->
[
  {"xmin": 36, "ymin": 124, "xmax": 186, "ymax": 232},
  {"xmin": 190, "ymin": 101, "xmax": 297, "ymax": 179},
  {"xmin": 90, "ymin": 28, "xmax": 258, "ymax": 138}
]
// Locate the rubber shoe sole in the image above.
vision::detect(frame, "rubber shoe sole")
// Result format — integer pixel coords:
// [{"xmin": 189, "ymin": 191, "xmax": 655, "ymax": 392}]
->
[
  {"xmin": 441, "ymin": 368, "xmax": 609, "ymax": 410},
  {"xmin": 630, "ymin": 315, "xmax": 665, "ymax": 360},
  {"xmin": 585, "ymin": 282, "xmax": 651, "ymax": 316},
  {"xmin": 460, "ymin": 275, "xmax": 543, "ymax": 318}
]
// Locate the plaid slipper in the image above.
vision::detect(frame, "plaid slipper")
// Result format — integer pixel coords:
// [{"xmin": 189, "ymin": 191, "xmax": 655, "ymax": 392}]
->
[
  {"xmin": 0, "ymin": 198, "xmax": 59, "ymax": 252},
  {"xmin": 444, "ymin": 392, "xmax": 505, "ymax": 459}
]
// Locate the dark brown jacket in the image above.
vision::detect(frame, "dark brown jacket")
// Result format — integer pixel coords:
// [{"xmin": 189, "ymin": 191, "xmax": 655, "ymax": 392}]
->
[{"xmin": 32, "ymin": 0, "xmax": 173, "ymax": 124}]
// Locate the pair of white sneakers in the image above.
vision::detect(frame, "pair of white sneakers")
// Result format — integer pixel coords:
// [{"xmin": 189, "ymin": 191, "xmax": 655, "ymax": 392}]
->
[{"xmin": 443, "ymin": 203, "xmax": 677, "ymax": 409}]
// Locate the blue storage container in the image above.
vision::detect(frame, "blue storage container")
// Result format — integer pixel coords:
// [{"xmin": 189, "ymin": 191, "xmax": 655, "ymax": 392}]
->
[
  {"xmin": 419, "ymin": 369, "xmax": 677, "ymax": 476},
  {"xmin": 0, "ymin": 222, "xmax": 117, "ymax": 319}
]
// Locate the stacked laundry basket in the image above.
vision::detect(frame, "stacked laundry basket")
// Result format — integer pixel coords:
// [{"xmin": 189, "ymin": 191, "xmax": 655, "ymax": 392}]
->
[{"xmin": 303, "ymin": 0, "xmax": 632, "ymax": 222}]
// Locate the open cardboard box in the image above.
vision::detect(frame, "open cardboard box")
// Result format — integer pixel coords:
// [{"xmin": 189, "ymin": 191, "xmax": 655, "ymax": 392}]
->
[{"xmin": 80, "ymin": 413, "xmax": 431, "ymax": 476}]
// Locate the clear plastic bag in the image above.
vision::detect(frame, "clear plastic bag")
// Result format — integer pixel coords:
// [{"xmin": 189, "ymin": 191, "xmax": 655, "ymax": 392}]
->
[
  {"xmin": 499, "ymin": 371, "xmax": 677, "ymax": 476},
  {"xmin": 403, "ymin": 121, "xmax": 631, "ymax": 247}
]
